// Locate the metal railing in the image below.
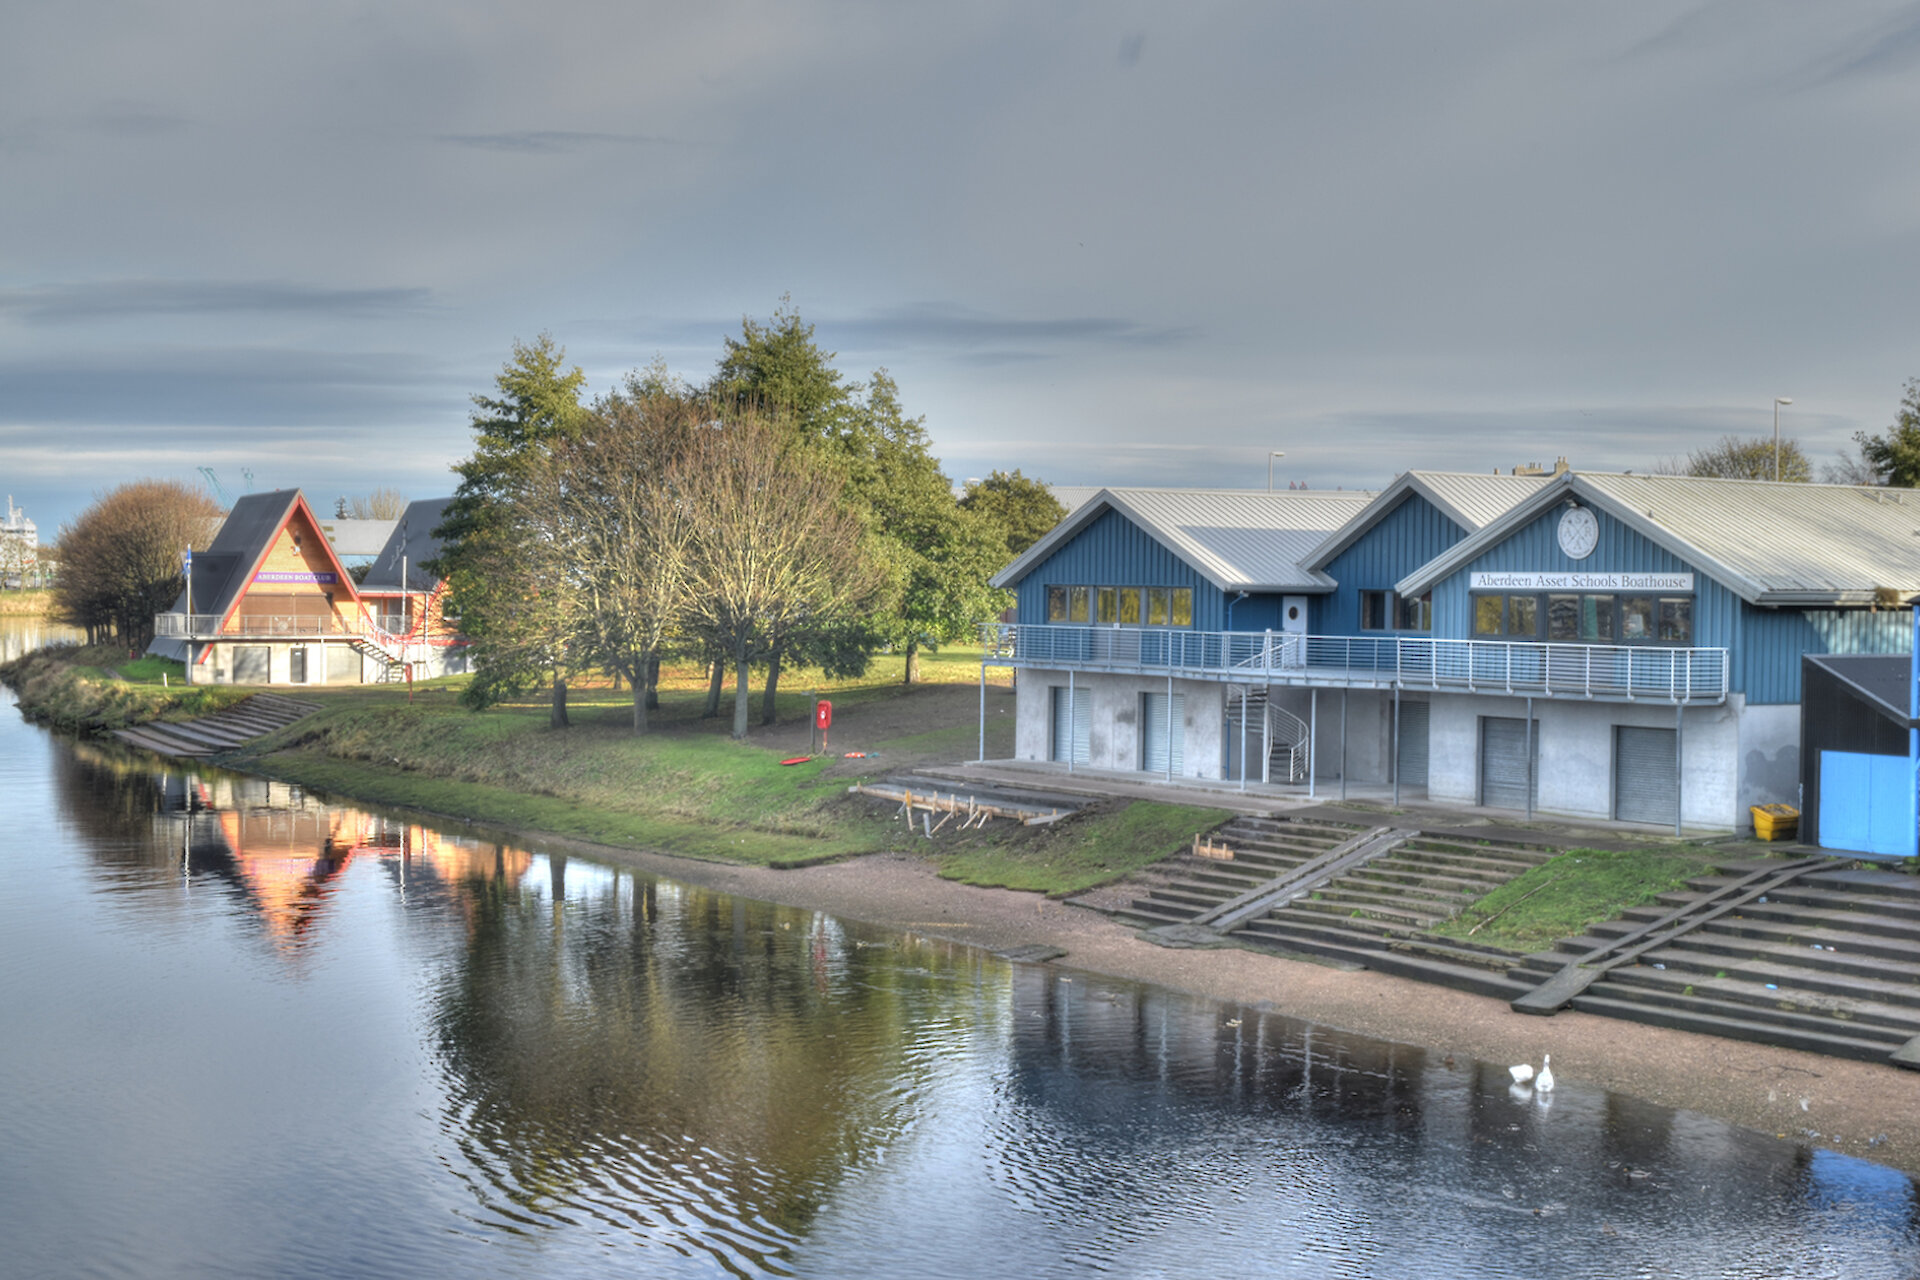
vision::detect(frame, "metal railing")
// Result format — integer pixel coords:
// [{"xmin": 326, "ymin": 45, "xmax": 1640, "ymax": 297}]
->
[{"xmin": 982, "ymin": 623, "xmax": 1730, "ymax": 703}]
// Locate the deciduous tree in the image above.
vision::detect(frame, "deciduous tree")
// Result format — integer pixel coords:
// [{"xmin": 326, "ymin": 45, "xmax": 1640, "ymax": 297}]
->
[
  {"xmin": 1656, "ymin": 435, "xmax": 1812, "ymax": 483},
  {"xmin": 52, "ymin": 480, "xmax": 222, "ymax": 647},
  {"xmin": 678, "ymin": 412, "xmax": 884, "ymax": 740},
  {"xmin": 532, "ymin": 387, "xmax": 704, "ymax": 733}
]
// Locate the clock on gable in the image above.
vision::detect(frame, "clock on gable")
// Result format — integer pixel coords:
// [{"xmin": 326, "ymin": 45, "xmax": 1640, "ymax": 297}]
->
[{"xmin": 1557, "ymin": 505, "xmax": 1599, "ymax": 560}]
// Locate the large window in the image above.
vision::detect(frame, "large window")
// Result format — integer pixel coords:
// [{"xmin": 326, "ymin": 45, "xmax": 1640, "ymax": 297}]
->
[
  {"xmin": 1361, "ymin": 590, "xmax": 1432, "ymax": 632},
  {"xmin": 1048, "ymin": 584, "xmax": 1194, "ymax": 627},
  {"xmin": 1474, "ymin": 592, "xmax": 1691, "ymax": 644}
]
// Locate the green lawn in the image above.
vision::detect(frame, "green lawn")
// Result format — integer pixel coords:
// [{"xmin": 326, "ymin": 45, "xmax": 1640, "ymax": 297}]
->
[
  {"xmin": 1435, "ymin": 846, "xmax": 1720, "ymax": 952},
  {"xmin": 934, "ymin": 801, "xmax": 1232, "ymax": 896}
]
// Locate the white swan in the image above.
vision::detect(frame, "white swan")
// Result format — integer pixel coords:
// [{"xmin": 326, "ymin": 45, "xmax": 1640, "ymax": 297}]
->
[
  {"xmin": 1509, "ymin": 1062, "xmax": 1534, "ymax": 1084},
  {"xmin": 1536, "ymin": 1053, "xmax": 1555, "ymax": 1092}
]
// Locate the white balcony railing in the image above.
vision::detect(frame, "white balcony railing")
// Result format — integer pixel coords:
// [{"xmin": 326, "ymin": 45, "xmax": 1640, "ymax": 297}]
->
[
  {"xmin": 155, "ymin": 610, "xmax": 400, "ymax": 644},
  {"xmin": 982, "ymin": 623, "xmax": 1729, "ymax": 704}
]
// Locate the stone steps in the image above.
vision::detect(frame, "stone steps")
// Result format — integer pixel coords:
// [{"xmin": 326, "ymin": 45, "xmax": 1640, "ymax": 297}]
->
[
  {"xmin": 1503, "ymin": 858, "xmax": 1920, "ymax": 1067},
  {"xmin": 111, "ymin": 694, "xmax": 318, "ymax": 758}
]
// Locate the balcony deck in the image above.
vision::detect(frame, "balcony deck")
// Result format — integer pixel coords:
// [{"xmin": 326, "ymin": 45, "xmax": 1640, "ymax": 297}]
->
[{"xmin": 983, "ymin": 623, "xmax": 1728, "ymax": 705}]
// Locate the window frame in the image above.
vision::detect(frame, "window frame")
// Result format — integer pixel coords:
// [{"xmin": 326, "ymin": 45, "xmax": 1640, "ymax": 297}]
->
[{"xmin": 1470, "ymin": 590, "xmax": 1693, "ymax": 645}]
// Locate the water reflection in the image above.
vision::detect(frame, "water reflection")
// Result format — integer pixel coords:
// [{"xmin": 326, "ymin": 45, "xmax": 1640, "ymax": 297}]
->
[
  {"xmin": 0, "ymin": 612, "xmax": 81, "ymax": 661},
  {"xmin": 10, "ymin": 707, "xmax": 1920, "ymax": 1279}
]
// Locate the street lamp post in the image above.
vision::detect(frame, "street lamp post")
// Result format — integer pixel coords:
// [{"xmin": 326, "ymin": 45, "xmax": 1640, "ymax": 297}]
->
[
  {"xmin": 1773, "ymin": 397, "xmax": 1794, "ymax": 481},
  {"xmin": 1268, "ymin": 450, "xmax": 1286, "ymax": 491}
]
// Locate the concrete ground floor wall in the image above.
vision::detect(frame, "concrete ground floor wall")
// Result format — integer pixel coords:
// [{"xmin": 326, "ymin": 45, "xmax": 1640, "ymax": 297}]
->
[
  {"xmin": 1423, "ymin": 692, "xmax": 1741, "ymax": 831},
  {"xmin": 186, "ymin": 639, "xmax": 469, "ymax": 686},
  {"xmin": 1008, "ymin": 666, "xmax": 1797, "ymax": 832},
  {"xmin": 1014, "ymin": 668, "xmax": 1230, "ymax": 780}
]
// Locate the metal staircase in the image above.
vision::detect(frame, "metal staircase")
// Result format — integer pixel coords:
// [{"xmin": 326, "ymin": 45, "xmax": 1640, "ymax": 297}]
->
[{"xmin": 1225, "ymin": 687, "xmax": 1310, "ymax": 784}]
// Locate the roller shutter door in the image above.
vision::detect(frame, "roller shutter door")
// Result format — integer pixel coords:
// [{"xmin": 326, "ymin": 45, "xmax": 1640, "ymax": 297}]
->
[
  {"xmin": 1479, "ymin": 716, "xmax": 1538, "ymax": 810},
  {"xmin": 1051, "ymin": 686, "xmax": 1091, "ymax": 765},
  {"xmin": 1614, "ymin": 726, "xmax": 1678, "ymax": 826},
  {"xmin": 1143, "ymin": 692, "xmax": 1186, "ymax": 775},
  {"xmin": 1397, "ymin": 701, "xmax": 1430, "ymax": 789}
]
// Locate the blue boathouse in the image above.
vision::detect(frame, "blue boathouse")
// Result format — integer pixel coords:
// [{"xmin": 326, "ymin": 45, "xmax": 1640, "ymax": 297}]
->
[{"xmin": 987, "ymin": 470, "xmax": 1920, "ymax": 835}]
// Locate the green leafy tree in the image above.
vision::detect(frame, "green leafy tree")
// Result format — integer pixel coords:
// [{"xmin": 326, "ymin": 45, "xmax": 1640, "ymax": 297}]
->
[
  {"xmin": 437, "ymin": 336, "xmax": 591, "ymax": 724},
  {"xmin": 960, "ymin": 469, "xmax": 1067, "ymax": 561},
  {"xmin": 1853, "ymin": 379, "xmax": 1920, "ymax": 487},
  {"xmin": 854, "ymin": 372, "xmax": 1002, "ymax": 684},
  {"xmin": 710, "ymin": 305, "xmax": 1007, "ymax": 688}
]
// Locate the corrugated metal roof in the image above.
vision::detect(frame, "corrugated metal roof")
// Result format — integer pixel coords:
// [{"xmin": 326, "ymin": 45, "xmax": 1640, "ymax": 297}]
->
[
  {"xmin": 361, "ymin": 498, "xmax": 454, "ymax": 593},
  {"xmin": 993, "ymin": 487, "xmax": 1375, "ymax": 592},
  {"xmin": 1414, "ymin": 472, "xmax": 1556, "ymax": 529},
  {"xmin": 1305, "ymin": 470, "xmax": 1550, "ymax": 568},
  {"xmin": 1400, "ymin": 471, "xmax": 1920, "ymax": 603},
  {"xmin": 1047, "ymin": 485, "xmax": 1104, "ymax": 513},
  {"xmin": 1578, "ymin": 473, "xmax": 1920, "ymax": 602}
]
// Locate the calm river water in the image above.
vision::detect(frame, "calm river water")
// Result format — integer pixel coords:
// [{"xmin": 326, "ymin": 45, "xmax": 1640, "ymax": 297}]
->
[{"xmin": 3, "ymin": 677, "xmax": 1918, "ymax": 1278}]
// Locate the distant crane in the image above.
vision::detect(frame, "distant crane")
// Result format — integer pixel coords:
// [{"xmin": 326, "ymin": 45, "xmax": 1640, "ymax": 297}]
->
[
  {"xmin": 197, "ymin": 467, "xmax": 232, "ymax": 504},
  {"xmin": 196, "ymin": 467, "xmax": 256, "ymax": 507}
]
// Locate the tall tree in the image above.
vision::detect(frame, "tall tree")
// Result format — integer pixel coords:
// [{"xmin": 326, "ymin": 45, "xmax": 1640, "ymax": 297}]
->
[
  {"xmin": 960, "ymin": 469, "xmax": 1068, "ymax": 560},
  {"xmin": 678, "ymin": 412, "xmax": 883, "ymax": 740},
  {"xmin": 52, "ymin": 480, "xmax": 222, "ymax": 647},
  {"xmin": 534, "ymin": 388, "xmax": 704, "ymax": 733},
  {"xmin": 1853, "ymin": 379, "xmax": 1920, "ymax": 487},
  {"xmin": 710, "ymin": 305, "xmax": 1007, "ymax": 689},
  {"xmin": 711, "ymin": 298, "xmax": 857, "ymax": 445},
  {"xmin": 437, "ymin": 336, "xmax": 592, "ymax": 724},
  {"xmin": 854, "ymin": 372, "xmax": 1002, "ymax": 684}
]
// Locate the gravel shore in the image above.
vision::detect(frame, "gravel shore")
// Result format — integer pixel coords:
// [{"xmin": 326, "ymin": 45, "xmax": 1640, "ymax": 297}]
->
[{"xmin": 557, "ymin": 837, "xmax": 1920, "ymax": 1179}]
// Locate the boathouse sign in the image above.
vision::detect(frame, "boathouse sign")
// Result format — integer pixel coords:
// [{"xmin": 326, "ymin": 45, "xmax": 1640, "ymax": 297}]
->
[
  {"xmin": 1469, "ymin": 572, "xmax": 1693, "ymax": 592},
  {"xmin": 253, "ymin": 571, "xmax": 340, "ymax": 585}
]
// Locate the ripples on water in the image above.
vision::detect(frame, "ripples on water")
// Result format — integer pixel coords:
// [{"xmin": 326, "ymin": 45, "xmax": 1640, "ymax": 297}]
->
[{"xmin": 1, "ymin": 692, "xmax": 1917, "ymax": 1279}]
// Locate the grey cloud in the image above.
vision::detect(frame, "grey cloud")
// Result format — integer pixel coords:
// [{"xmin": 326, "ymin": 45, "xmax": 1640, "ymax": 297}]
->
[
  {"xmin": 1118, "ymin": 32, "xmax": 1146, "ymax": 68},
  {"xmin": 435, "ymin": 131, "xmax": 672, "ymax": 154},
  {"xmin": 0, "ymin": 348, "xmax": 460, "ymax": 428},
  {"xmin": 85, "ymin": 106, "xmax": 193, "ymax": 139},
  {"xmin": 0, "ymin": 281, "xmax": 433, "ymax": 324},
  {"xmin": 831, "ymin": 305, "xmax": 1196, "ymax": 353},
  {"xmin": 1805, "ymin": 4, "xmax": 1920, "ymax": 81}
]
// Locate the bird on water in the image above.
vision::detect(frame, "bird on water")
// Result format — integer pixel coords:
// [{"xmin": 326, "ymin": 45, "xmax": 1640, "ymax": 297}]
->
[{"xmin": 1536, "ymin": 1054, "xmax": 1555, "ymax": 1092}]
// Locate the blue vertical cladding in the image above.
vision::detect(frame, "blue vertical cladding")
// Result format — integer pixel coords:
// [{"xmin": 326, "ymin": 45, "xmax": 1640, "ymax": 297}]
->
[
  {"xmin": 1013, "ymin": 507, "xmax": 1227, "ymax": 629},
  {"xmin": 1229, "ymin": 593, "xmax": 1287, "ymax": 631},
  {"xmin": 1743, "ymin": 608, "xmax": 1910, "ymax": 704},
  {"xmin": 1312, "ymin": 494, "xmax": 1467, "ymax": 636},
  {"xmin": 1431, "ymin": 504, "xmax": 1913, "ymax": 703}
]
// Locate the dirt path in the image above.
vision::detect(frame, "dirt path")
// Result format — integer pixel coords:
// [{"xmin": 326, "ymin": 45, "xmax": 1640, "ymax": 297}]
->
[{"xmin": 537, "ymin": 834, "xmax": 1920, "ymax": 1178}]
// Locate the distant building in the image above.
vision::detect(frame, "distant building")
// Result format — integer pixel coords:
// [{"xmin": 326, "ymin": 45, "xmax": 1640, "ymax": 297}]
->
[
  {"xmin": 1, "ymin": 496, "xmax": 39, "ymax": 587},
  {"xmin": 152, "ymin": 489, "xmax": 466, "ymax": 685}
]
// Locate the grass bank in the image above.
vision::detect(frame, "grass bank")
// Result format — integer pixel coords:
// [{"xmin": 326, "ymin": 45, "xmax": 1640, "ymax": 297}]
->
[
  {"xmin": 0, "ymin": 644, "xmax": 242, "ymax": 732},
  {"xmin": 195, "ymin": 649, "xmax": 1236, "ymax": 887},
  {"xmin": 1435, "ymin": 846, "xmax": 1722, "ymax": 952}
]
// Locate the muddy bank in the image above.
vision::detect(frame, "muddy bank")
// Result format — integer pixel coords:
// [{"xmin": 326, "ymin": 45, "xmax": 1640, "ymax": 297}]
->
[{"xmin": 541, "ymin": 835, "xmax": 1920, "ymax": 1178}]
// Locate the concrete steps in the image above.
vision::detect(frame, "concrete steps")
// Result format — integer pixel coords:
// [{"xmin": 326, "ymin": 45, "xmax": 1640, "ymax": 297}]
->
[
  {"xmin": 1506, "ymin": 863, "xmax": 1920, "ymax": 1066},
  {"xmin": 1108, "ymin": 816, "xmax": 1361, "ymax": 929},
  {"xmin": 111, "ymin": 693, "xmax": 319, "ymax": 758}
]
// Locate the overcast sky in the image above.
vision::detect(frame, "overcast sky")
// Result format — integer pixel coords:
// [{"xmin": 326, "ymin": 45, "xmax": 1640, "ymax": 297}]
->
[{"xmin": 6, "ymin": 1, "xmax": 1920, "ymax": 533}]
